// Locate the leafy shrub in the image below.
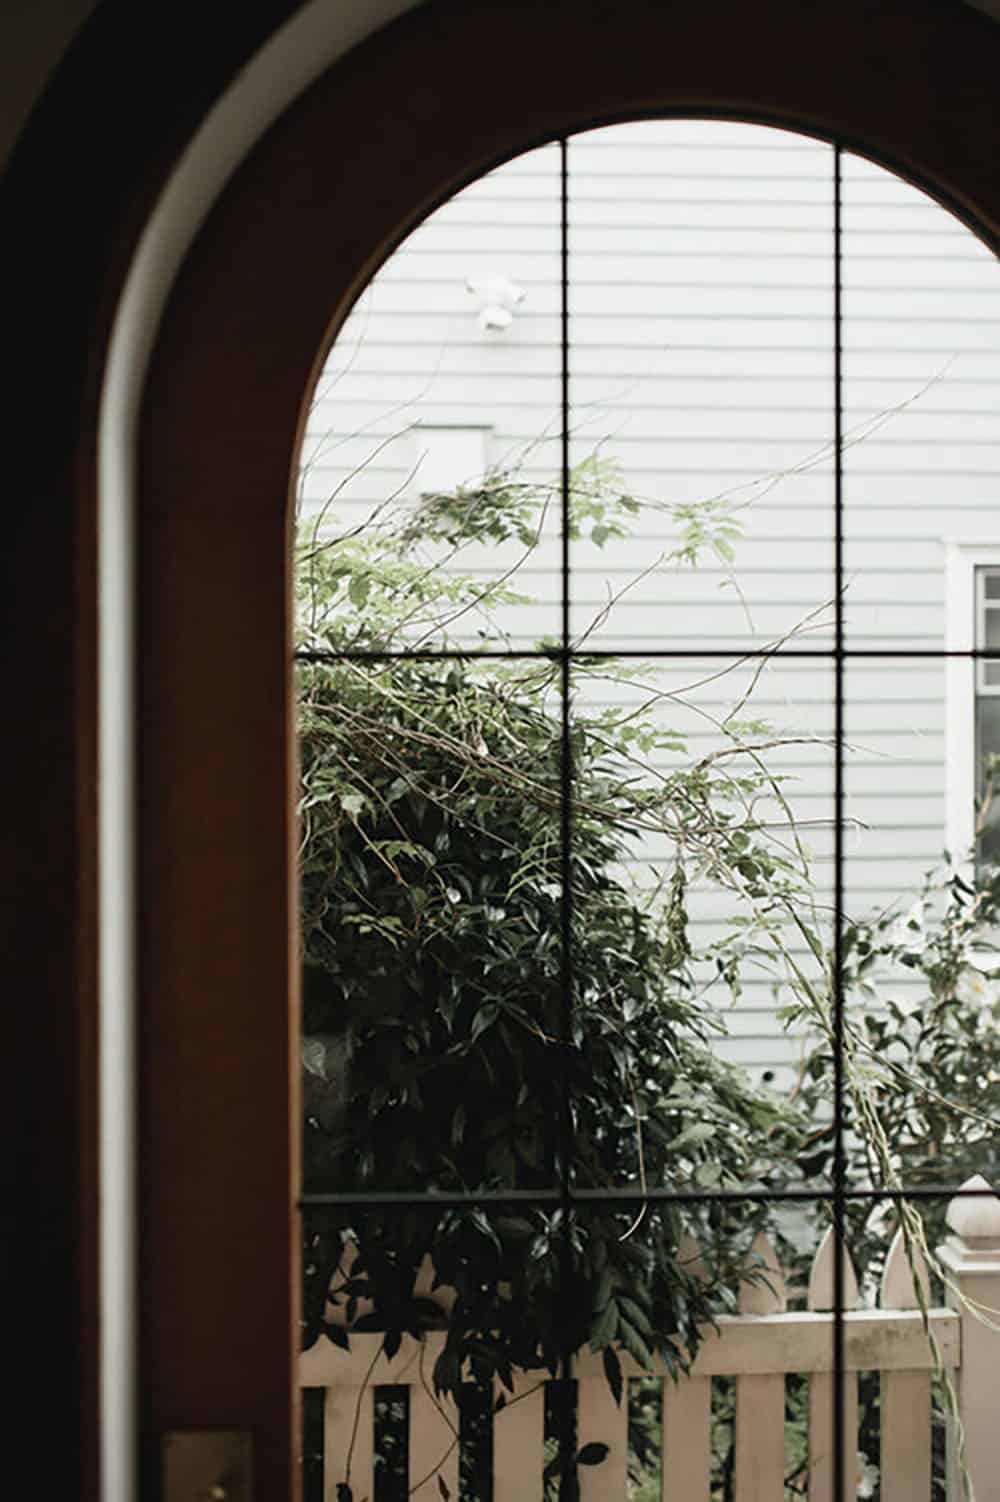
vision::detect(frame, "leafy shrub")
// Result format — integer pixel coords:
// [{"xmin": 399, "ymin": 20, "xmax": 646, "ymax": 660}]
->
[
  {"xmin": 296, "ymin": 453, "xmax": 996, "ymax": 1501},
  {"xmin": 297, "ymin": 459, "xmax": 809, "ymax": 1402},
  {"xmin": 794, "ymin": 859, "xmax": 1000, "ymax": 1282}
]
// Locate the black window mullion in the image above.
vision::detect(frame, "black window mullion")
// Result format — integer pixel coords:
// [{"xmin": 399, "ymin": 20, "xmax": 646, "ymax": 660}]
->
[
  {"xmin": 556, "ymin": 132, "xmax": 577, "ymax": 1496},
  {"xmin": 558, "ymin": 133, "xmax": 573, "ymax": 1228},
  {"xmin": 296, "ymin": 645, "xmax": 1000, "ymax": 665},
  {"xmin": 298, "ymin": 1181, "xmax": 998, "ymax": 1212},
  {"xmin": 832, "ymin": 140, "xmax": 847, "ymax": 1502}
]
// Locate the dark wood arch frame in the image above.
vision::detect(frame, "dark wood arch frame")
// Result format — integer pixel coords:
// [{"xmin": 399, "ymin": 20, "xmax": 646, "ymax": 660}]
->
[{"xmin": 137, "ymin": 1, "xmax": 1000, "ymax": 1495}]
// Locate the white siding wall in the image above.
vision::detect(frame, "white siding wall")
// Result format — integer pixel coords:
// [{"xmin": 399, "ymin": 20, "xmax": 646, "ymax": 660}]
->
[{"xmin": 298, "ymin": 121, "xmax": 1000, "ymax": 1085}]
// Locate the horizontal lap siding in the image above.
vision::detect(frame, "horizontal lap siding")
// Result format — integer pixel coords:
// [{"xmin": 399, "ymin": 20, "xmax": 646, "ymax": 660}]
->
[{"xmin": 299, "ymin": 121, "xmax": 1000, "ymax": 1082}]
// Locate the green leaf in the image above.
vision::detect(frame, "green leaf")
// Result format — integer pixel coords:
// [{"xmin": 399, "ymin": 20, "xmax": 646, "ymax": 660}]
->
[
  {"xmin": 348, "ymin": 572, "xmax": 370, "ymax": 608},
  {"xmin": 618, "ymin": 1296, "xmax": 653, "ymax": 1336},
  {"xmin": 602, "ymin": 1344, "xmax": 623, "ymax": 1406},
  {"xmin": 594, "ymin": 1265, "xmax": 616, "ymax": 1311},
  {"xmin": 495, "ymin": 1216, "xmax": 535, "ymax": 1239},
  {"xmin": 469, "ymin": 1002, "xmax": 500, "ymax": 1041},
  {"xmin": 589, "ymin": 1298, "xmax": 618, "ymax": 1349},
  {"xmin": 618, "ymin": 1317, "xmax": 654, "ymax": 1371},
  {"xmin": 469, "ymin": 1208, "xmax": 502, "ymax": 1252},
  {"xmin": 671, "ymin": 1121, "xmax": 715, "ymax": 1151}
]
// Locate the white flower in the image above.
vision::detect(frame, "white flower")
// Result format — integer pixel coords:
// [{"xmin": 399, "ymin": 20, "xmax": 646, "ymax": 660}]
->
[
  {"xmin": 856, "ymin": 1453, "xmax": 879, "ymax": 1498},
  {"xmin": 955, "ymin": 965, "xmax": 990, "ymax": 1010}
]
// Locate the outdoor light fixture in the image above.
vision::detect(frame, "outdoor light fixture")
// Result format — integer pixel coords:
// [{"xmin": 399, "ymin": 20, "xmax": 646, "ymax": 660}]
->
[{"xmin": 465, "ymin": 272, "xmax": 526, "ymax": 331}]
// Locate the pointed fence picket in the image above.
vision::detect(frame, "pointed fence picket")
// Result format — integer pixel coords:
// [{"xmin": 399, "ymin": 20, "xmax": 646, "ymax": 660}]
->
[
  {"xmin": 492, "ymin": 1374, "xmax": 545, "ymax": 1502},
  {"xmin": 577, "ymin": 1366, "xmax": 629, "ymax": 1501},
  {"xmin": 322, "ymin": 1376, "xmax": 374, "ymax": 1502},
  {"xmin": 734, "ymin": 1233, "xmax": 787, "ymax": 1502},
  {"xmin": 806, "ymin": 1227, "xmax": 860, "ymax": 1502},
  {"xmin": 879, "ymin": 1227, "xmax": 933, "ymax": 1499},
  {"xmin": 299, "ymin": 1184, "xmax": 1000, "ymax": 1501},
  {"xmin": 661, "ymin": 1369, "xmax": 711, "ymax": 1502},
  {"xmin": 663, "ymin": 1232, "xmax": 712, "ymax": 1502}
]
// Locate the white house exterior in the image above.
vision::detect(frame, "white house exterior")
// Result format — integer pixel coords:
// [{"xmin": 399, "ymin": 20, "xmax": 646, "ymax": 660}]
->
[{"xmin": 298, "ymin": 119, "xmax": 1000, "ymax": 1087}]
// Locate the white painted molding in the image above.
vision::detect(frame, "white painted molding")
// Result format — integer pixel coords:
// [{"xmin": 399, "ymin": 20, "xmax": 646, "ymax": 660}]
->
[
  {"xmin": 97, "ymin": 7, "xmax": 422, "ymax": 1502},
  {"xmin": 943, "ymin": 536, "xmax": 1000, "ymax": 863}
]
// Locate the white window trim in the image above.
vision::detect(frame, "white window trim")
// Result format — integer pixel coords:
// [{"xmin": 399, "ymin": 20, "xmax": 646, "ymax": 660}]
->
[
  {"xmin": 98, "ymin": 8, "xmax": 419, "ymax": 1501},
  {"xmin": 944, "ymin": 538, "xmax": 1000, "ymax": 863}
]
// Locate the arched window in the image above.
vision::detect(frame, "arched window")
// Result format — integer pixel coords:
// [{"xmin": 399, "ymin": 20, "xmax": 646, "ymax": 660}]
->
[
  {"xmin": 294, "ymin": 118, "xmax": 1000, "ymax": 1497},
  {"xmin": 127, "ymin": 4, "xmax": 1000, "ymax": 1496}
]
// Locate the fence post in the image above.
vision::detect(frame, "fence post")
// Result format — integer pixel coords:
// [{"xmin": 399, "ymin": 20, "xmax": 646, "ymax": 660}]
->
[{"xmin": 937, "ymin": 1174, "xmax": 1000, "ymax": 1502}]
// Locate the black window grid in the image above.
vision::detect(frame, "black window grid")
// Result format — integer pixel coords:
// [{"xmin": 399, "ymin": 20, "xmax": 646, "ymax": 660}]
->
[{"xmin": 295, "ymin": 132, "xmax": 998, "ymax": 1500}]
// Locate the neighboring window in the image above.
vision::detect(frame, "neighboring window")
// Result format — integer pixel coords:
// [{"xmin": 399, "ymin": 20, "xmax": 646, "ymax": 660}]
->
[
  {"xmin": 410, "ymin": 423, "xmax": 492, "ymax": 497},
  {"xmin": 976, "ymin": 566, "xmax": 1000, "ymax": 867},
  {"xmin": 945, "ymin": 543, "xmax": 1000, "ymax": 869}
]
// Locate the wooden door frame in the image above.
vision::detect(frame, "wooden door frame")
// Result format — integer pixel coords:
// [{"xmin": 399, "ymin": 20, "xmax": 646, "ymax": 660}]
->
[
  {"xmin": 3, "ymin": 5, "xmax": 314, "ymax": 1500},
  {"xmin": 7, "ymin": 2, "xmax": 1000, "ymax": 1499}
]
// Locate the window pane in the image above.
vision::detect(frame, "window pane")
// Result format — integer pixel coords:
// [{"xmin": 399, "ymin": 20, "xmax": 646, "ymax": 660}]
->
[
  {"xmin": 976, "ymin": 694, "xmax": 1000, "ymax": 868},
  {"xmin": 567, "ymin": 119, "xmax": 835, "ymax": 653},
  {"xmin": 297, "ymin": 653, "xmax": 566, "ymax": 1199},
  {"xmin": 841, "ymin": 151, "xmax": 1000, "ymax": 650},
  {"xmin": 567, "ymin": 655, "xmax": 835, "ymax": 1191},
  {"xmin": 844, "ymin": 659, "xmax": 999, "ymax": 1198},
  {"xmin": 983, "ymin": 607, "xmax": 1000, "ymax": 653},
  {"xmin": 296, "ymin": 143, "xmax": 563, "ymax": 655}
]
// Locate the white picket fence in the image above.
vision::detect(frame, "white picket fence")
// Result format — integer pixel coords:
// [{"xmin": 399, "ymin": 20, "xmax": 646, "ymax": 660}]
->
[{"xmin": 299, "ymin": 1177, "xmax": 1000, "ymax": 1500}]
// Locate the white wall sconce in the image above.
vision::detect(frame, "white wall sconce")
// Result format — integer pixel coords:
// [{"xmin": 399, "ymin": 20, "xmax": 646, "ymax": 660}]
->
[{"xmin": 465, "ymin": 272, "xmax": 526, "ymax": 332}]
